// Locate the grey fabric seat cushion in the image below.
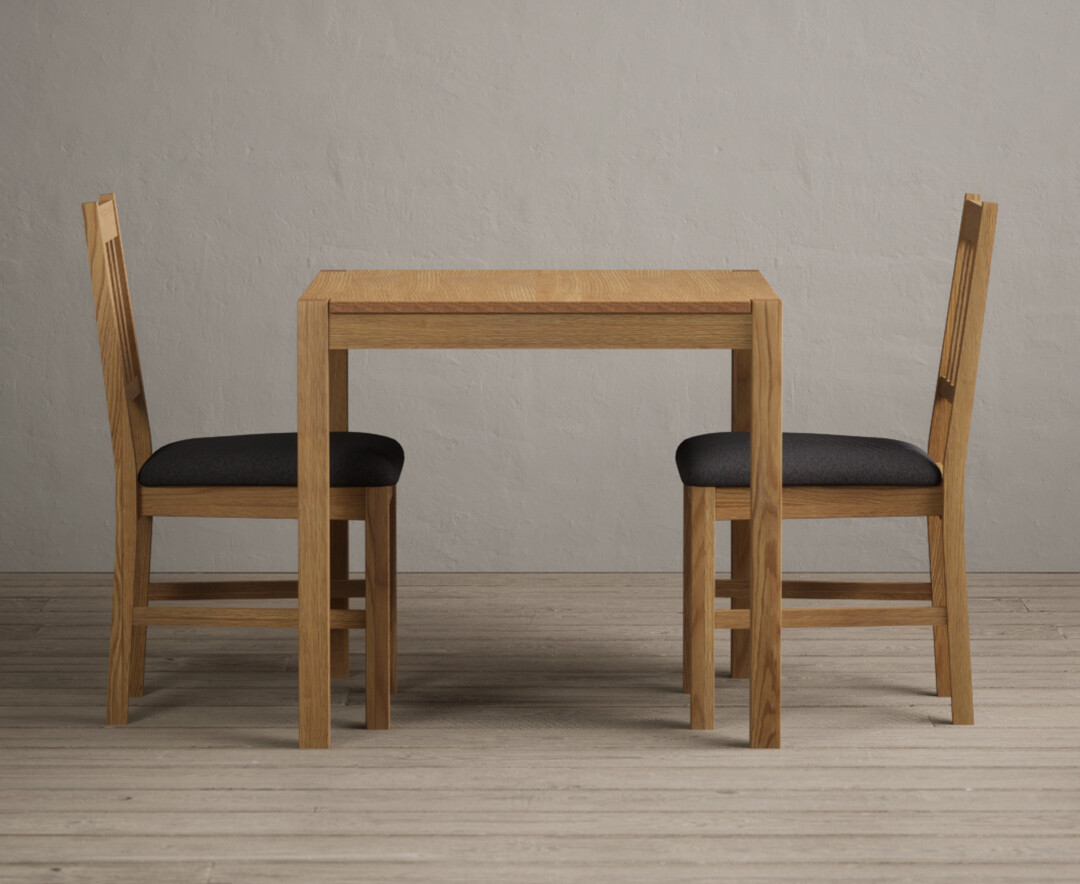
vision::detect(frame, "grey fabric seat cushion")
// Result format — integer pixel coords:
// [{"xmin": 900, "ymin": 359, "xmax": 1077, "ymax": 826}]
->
[
  {"xmin": 138, "ymin": 432, "xmax": 404, "ymax": 487},
  {"xmin": 676, "ymin": 432, "xmax": 941, "ymax": 488}
]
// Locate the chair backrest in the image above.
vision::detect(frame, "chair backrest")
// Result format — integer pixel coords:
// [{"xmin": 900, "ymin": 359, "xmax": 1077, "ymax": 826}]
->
[
  {"xmin": 82, "ymin": 194, "xmax": 152, "ymax": 483},
  {"xmin": 928, "ymin": 194, "xmax": 998, "ymax": 484}
]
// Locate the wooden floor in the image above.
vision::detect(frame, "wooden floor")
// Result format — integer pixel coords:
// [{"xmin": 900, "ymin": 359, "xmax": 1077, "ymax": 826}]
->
[{"xmin": 0, "ymin": 573, "xmax": 1078, "ymax": 882}]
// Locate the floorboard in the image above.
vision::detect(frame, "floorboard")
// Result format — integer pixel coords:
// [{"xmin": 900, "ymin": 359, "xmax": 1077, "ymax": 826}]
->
[{"xmin": 1, "ymin": 572, "xmax": 1078, "ymax": 882}]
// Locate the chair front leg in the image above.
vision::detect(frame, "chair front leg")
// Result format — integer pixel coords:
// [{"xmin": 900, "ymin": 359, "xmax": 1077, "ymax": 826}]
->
[
  {"xmin": 927, "ymin": 515, "xmax": 951, "ymax": 697},
  {"xmin": 128, "ymin": 515, "xmax": 153, "ymax": 697},
  {"xmin": 365, "ymin": 486, "xmax": 393, "ymax": 729},
  {"xmin": 687, "ymin": 485, "xmax": 716, "ymax": 730},
  {"xmin": 942, "ymin": 493, "xmax": 974, "ymax": 724},
  {"xmin": 107, "ymin": 505, "xmax": 146, "ymax": 725}
]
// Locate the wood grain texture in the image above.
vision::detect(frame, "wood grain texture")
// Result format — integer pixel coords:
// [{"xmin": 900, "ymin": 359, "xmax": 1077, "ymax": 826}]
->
[
  {"xmin": 686, "ymin": 486, "xmax": 716, "ymax": 730},
  {"xmin": 780, "ymin": 607, "xmax": 946, "ymax": 628},
  {"xmin": 695, "ymin": 195, "xmax": 995, "ymax": 745},
  {"xmin": 127, "ymin": 516, "xmax": 152, "ymax": 698},
  {"xmin": 928, "ymin": 514, "xmax": 952, "ymax": 696},
  {"xmin": 137, "ymin": 486, "xmax": 367, "ymax": 520},
  {"xmin": 132, "ymin": 607, "xmax": 365, "ymax": 630},
  {"xmin": 105, "ymin": 506, "xmax": 138, "ymax": 726},
  {"xmin": 749, "ymin": 299, "xmax": 783, "ymax": 749},
  {"xmin": 329, "ymin": 313, "xmax": 752, "ymax": 350},
  {"xmin": 297, "ymin": 299, "xmax": 332, "ymax": 749},
  {"xmin": 84, "ymin": 197, "xmax": 400, "ymax": 742},
  {"xmin": 932, "ymin": 196, "xmax": 995, "ymax": 724},
  {"xmin": 714, "ymin": 485, "xmax": 943, "ymax": 520},
  {"xmin": 316, "ymin": 265, "xmax": 778, "ymax": 741},
  {"xmin": 715, "ymin": 609, "xmax": 751, "ymax": 630},
  {"xmin": 943, "ymin": 488, "xmax": 974, "ymax": 724},
  {"xmin": 929, "ymin": 195, "xmax": 996, "ymax": 471},
  {"xmin": 83, "ymin": 195, "xmax": 153, "ymax": 724},
  {"xmin": 306, "ymin": 269, "xmax": 778, "ymax": 314},
  {"xmin": 84, "ymin": 196, "xmax": 152, "ymax": 472}
]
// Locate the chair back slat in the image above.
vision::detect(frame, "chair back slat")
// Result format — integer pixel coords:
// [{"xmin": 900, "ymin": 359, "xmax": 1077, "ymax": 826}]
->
[
  {"xmin": 83, "ymin": 195, "xmax": 152, "ymax": 477},
  {"xmin": 928, "ymin": 194, "xmax": 997, "ymax": 471}
]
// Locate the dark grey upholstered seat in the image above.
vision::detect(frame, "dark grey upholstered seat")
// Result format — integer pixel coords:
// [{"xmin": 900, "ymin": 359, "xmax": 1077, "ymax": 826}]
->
[
  {"xmin": 138, "ymin": 432, "xmax": 404, "ymax": 487},
  {"xmin": 675, "ymin": 432, "xmax": 941, "ymax": 488}
]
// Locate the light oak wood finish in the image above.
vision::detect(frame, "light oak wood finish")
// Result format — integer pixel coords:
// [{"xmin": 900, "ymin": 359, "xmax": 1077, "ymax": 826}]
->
[
  {"xmin": 749, "ymin": 299, "xmax": 783, "ymax": 749},
  {"xmin": 138, "ymin": 486, "xmax": 369, "ymax": 519},
  {"xmin": 715, "ymin": 607, "xmax": 948, "ymax": 630},
  {"xmin": 126, "ymin": 516, "xmax": 152, "ymax": 699},
  {"xmin": 686, "ymin": 486, "xmax": 716, "ymax": 730},
  {"xmin": 302, "ymin": 268, "xmax": 783, "ymax": 748},
  {"xmin": 2, "ymin": 572, "xmax": 1079, "ymax": 883},
  {"xmin": 928, "ymin": 515, "xmax": 951, "ymax": 696},
  {"xmin": 714, "ymin": 485, "xmax": 943, "ymax": 520},
  {"xmin": 82, "ymin": 196, "xmax": 399, "ymax": 747},
  {"xmin": 328, "ymin": 313, "xmax": 753, "ymax": 350},
  {"xmin": 309, "ymin": 269, "xmax": 774, "ymax": 313},
  {"xmin": 682, "ymin": 195, "xmax": 997, "ymax": 741},
  {"xmin": 132, "ymin": 607, "xmax": 367, "ymax": 630},
  {"xmin": 297, "ymin": 298, "xmax": 333, "ymax": 749}
]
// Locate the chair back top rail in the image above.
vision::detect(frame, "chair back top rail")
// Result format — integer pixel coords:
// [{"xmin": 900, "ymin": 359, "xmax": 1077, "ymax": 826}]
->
[
  {"xmin": 82, "ymin": 194, "xmax": 152, "ymax": 478},
  {"xmin": 928, "ymin": 193, "xmax": 998, "ymax": 478}
]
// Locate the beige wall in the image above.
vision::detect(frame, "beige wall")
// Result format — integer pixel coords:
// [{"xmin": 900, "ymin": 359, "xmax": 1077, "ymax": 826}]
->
[{"xmin": 2, "ymin": 1, "xmax": 1077, "ymax": 572}]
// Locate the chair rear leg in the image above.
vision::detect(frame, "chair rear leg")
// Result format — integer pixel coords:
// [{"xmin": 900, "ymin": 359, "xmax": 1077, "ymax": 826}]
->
[
  {"xmin": 107, "ymin": 510, "xmax": 146, "ymax": 724},
  {"xmin": 365, "ymin": 487, "xmax": 393, "ymax": 729},
  {"xmin": 330, "ymin": 519, "xmax": 350, "ymax": 679},
  {"xmin": 942, "ymin": 499, "xmax": 974, "ymax": 724},
  {"xmin": 927, "ymin": 515, "xmax": 951, "ymax": 697},
  {"xmin": 687, "ymin": 486, "xmax": 716, "ymax": 730},
  {"xmin": 729, "ymin": 519, "xmax": 751, "ymax": 679},
  {"xmin": 128, "ymin": 516, "xmax": 152, "ymax": 697}
]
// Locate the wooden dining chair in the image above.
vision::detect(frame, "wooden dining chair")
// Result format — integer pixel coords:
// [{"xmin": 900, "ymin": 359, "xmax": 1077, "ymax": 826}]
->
[
  {"xmin": 82, "ymin": 193, "xmax": 402, "ymax": 733},
  {"xmin": 679, "ymin": 194, "xmax": 997, "ymax": 733}
]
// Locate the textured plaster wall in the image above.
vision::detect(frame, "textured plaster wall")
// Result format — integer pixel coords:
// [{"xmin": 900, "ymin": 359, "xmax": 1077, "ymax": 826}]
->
[{"xmin": 1, "ymin": 1, "xmax": 1078, "ymax": 573}]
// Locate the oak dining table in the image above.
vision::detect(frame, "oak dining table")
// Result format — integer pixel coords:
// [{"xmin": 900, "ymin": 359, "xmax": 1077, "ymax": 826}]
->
[{"xmin": 297, "ymin": 270, "xmax": 783, "ymax": 749}]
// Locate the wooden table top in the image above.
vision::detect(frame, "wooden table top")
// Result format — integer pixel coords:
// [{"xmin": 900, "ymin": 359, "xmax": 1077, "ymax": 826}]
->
[{"xmin": 302, "ymin": 270, "xmax": 778, "ymax": 314}]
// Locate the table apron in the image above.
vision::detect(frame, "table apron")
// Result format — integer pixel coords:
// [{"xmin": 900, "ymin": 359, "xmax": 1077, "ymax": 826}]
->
[{"xmin": 328, "ymin": 313, "xmax": 753, "ymax": 350}]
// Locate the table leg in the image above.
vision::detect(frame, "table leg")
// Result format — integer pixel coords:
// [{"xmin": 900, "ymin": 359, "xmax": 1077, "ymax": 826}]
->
[
  {"xmin": 298, "ymin": 300, "xmax": 332, "ymax": 749},
  {"xmin": 730, "ymin": 349, "xmax": 752, "ymax": 679},
  {"xmin": 749, "ymin": 299, "xmax": 782, "ymax": 749}
]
